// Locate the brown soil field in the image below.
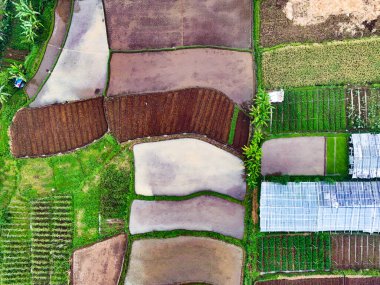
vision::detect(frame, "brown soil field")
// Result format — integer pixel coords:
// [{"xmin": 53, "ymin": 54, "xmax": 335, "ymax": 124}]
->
[
  {"xmin": 257, "ymin": 277, "xmax": 380, "ymax": 285},
  {"xmin": 260, "ymin": 0, "xmax": 380, "ymax": 47},
  {"xmin": 261, "ymin": 137, "xmax": 326, "ymax": 176},
  {"xmin": 103, "ymin": 0, "xmax": 252, "ymax": 50},
  {"xmin": 125, "ymin": 236, "xmax": 244, "ymax": 285},
  {"xmin": 107, "ymin": 49, "xmax": 254, "ymax": 106},
  {"xmin": 105, "ymin": 88, "xmax": 250, "ymax": 151},
  {"xmin": 72, "ymin": 234, "xmax": 127, "ymax": 285},
  {"xmin": 332, "ymin": 234, "xmax": 380, "ymax": 270},
  {"xmin": 10, "ymin": 97, "xmax": 107, "ymax": 157}
]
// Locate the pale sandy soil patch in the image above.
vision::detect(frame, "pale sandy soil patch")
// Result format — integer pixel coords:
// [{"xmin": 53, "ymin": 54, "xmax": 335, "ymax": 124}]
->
[
  {"xmin": 72, "ymin": 234, "xmax": 127, "ymax": 285},
  {"xmin": 129, "ymin": 196, "xmax": 245, "ymax": 239},
  {"xmin": 125, "ymin": 236, "xmax": 243, "ymax": 285},
  {"xmin": 134, "ymin": 138, "xmax": 246, "ymax": 200},
  {"xmin": 284, "ymin": 0, "xmax": 380, "ymax": 30}
]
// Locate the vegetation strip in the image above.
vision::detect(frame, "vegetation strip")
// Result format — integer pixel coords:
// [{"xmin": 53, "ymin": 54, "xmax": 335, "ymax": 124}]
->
[{"xmin": 262, "ymin": 37, "xmax": 380, "ymax": 89}]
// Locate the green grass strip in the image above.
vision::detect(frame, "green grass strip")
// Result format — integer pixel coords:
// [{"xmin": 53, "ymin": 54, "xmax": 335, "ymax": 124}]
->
[
  {"xmin": 262, "ymin": 37, "xmax": 380, "ymax": 89},
  {"xmin": 228, "ymin": 105, "xmax": 240, "ymax": 145},
  {"xmin": 325, "ymin": 136, "xmax": 349, "ymax": 177}
]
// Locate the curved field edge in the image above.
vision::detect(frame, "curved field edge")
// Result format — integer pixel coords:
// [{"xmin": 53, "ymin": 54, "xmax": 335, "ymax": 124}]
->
[{"xmin": 261, "ymin": 37, "xmax": 380, "ymax": 89}]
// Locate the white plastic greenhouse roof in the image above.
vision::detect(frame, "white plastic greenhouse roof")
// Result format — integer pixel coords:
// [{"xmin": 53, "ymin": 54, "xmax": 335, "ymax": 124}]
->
[
  {"xmin": 260, "ymin": 181, "xmax": 380, "ymax": 233},
  {"xmin": 350, "ymin": 133, "xmax": 380, "ymax": 179}
]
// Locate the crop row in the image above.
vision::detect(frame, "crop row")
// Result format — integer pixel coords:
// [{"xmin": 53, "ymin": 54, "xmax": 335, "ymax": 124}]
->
[{"xmin": 258, "ymin": 234, "xmax": 331, "ymax": 273}]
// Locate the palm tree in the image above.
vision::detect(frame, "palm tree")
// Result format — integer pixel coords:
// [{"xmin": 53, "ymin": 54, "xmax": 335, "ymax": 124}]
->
[
  {"xmin": 0, "ymin": 85, "xmax": 11, "ymax": 105},
  {"xmin": 8, "ymin": 63, "xmax": 27, "ymax": 81},
  {"xmin": 13, "ymin": 0, "xmax": 41, "ymax": 44}
]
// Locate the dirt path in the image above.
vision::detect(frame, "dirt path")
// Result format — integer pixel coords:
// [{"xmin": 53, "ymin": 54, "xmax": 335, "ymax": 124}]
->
[{"xmin": 26, "ymin": 0, "xmax": 72, "ymax": 98}]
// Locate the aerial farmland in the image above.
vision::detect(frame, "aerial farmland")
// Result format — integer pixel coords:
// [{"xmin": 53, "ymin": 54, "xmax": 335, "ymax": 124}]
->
[{"xmin": 0, "ymin": 0, "xmax": 379, "ymax": 285}]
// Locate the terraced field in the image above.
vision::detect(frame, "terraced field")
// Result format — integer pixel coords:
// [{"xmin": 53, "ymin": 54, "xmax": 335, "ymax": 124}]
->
[
  {"xmin": 10, "ymin": 98, "xmax": 108, "ymax": 157},
  {"xmin": 125, "ymin": 236, "xmax": 244, "ymax": 285},
  {"xmin": 105, "ymin": 88, "xmax": 249, "ymax": 150},
  {"xmin": 103, "ymin": 0, "xmax": 252, "ymax": 50}
]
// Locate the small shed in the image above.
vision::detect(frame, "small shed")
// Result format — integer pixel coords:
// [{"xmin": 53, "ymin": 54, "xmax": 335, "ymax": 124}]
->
[{"xmin": 268, "ymin": 89, "xmax": 284, "ymax": 103}]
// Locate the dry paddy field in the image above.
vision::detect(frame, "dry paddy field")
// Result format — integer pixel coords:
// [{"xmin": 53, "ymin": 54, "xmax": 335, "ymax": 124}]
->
[
  {"xmin": 30, "ymin": 0, "xmax": 109, "ymax": 107},
  {"xmin": 125, "ymin": 236, "xmax": 244, "ymax": 285},
  {"xmin": 103, "ymin": 0, "xmax": 252, "ymax": 50},
  {"xmin": 105, "ymin": 88, "xmax": 250, "ymax": 150},
  {"xmin": 261, "ymin": 137, "xmax": 326, "ymax": 176},
  {"xmin": 260, "ymin": 0, "xmax": 380, "ymax": 47},
  {"xmin": 10, "ymin": 98, "xmax": 108, "ymax": 157},
  {"xmin": 72, "ymin": 234, "xmax": 127, "ymax": 285},
  {"xmin": 107, "ymin": 49, "xmax": 254, "ymax": 106},
  {"xmin": 133, "ymin": 138, "xmax": 246, "ymax": 200},
  {"xmin": 26, "ymin": 0, "xmax": 72, "ymax": 97},
  {"xmin": 129, "ymin": 196, "xmax": 245, "ymax": 239},
  {"xmin": 332, "ymin": 234, "xmax": 380, "ymax": 270}
]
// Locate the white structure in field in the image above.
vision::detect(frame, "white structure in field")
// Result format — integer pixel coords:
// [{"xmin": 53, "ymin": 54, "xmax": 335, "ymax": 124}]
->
[
  {"xmin": 260, "ymin": 182, "xmax": 380, "ymax": 233},
  {"xmin": 268, "ymin": 89, "xmax": 284, "ymax": 103},
  {"xmin": 349, "ymin": 133, "xmax": 380, "ymax": 179}
]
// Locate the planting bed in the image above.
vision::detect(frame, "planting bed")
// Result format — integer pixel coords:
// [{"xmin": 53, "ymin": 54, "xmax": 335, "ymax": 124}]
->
[
  {"xmin": 107, "ymin": 49, "xmax": 254, "ymax": 106},
  {"xmin": 26, "ymin": 0, "xmax": 72, "ymax": 98},
  {"xmin": 72, "ymin": 234, "xmax": 127, "ymax": 285},
  {"xmin": 331, "ymin": 234, "xmax": 380, "ymax": 270},
  {"xmin": 103, "ymin": 0, "xmax": 251, "ymax": 50},
  {"xmin": 133, "ymin": 138, "xmax": 246, "ymax": 200},
  {"xmin": 260, "ymin": 0, "xmax": 380, "ymax": 47},
  {"xmin": 270, "ymin": 88, "xmax": 346, "ymax": 134},
  {"xmin": 30, "ymin": 0, "xmax": 109, "ymax": 107},
  {"xmin": 256, "ymin": 277, "xmax": 344, "ymax": 285},
  {"xmin": 10, "ymin": 97, "xmax": 108, "ymax": 157},
  {"xmin": 129, "ymin": 196, "xmax": 245, "ymax": 239},
  {"xmin": 346, "ymin": 87, "xmax": 380, "ymax": 131},
  {"xmin": 261, "ymin": 137, "xmax": 326, "ymax": 176},
  {"xmin": 125, "ymin": 236, "xmax": 243, "ymax": 285},
  {"xmin": 105, "ymin": 88, "xmax": 250, "ymax": 150},
  {"xmin": 258, "ymin": 234, "xmax": 331, "ymax": 273}
]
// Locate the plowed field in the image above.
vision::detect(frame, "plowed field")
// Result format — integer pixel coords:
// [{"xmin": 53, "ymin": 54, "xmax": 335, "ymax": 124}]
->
[
  {"xmin": 11, "ymin": 98, "xmax": 107, "ymax": 157},
  {"xmin": 332, "ymin": 234, "xmax": 380, "ymax": 270},
  {"xmin": 105, "ymin": 88, "xmax": 250, "ymax": 150}
]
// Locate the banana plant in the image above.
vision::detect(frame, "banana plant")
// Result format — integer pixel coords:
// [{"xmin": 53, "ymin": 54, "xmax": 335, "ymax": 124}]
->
[
  {"xmin": 8, "ymin": 63, "xmax": 27, "ymax": 81},
  {"xmin": 0, "ymin": 85, "xmax": 11, "ymax": 105},
  {"xmin": 13, "ymin": 0, "xmax": 41, "ymax": 43}
]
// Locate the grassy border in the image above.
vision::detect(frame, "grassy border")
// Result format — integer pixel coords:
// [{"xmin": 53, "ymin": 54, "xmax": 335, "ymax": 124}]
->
[{"xmin": 228, "ymin": 105, "xmax": 240, "ymax": 145}]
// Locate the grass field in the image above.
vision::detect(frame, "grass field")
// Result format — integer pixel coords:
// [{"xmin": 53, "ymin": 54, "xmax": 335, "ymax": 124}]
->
[
  {"xmin": 270, "ymin": 87, "xmax": 346, "ymax": 134},
  {"xmin": 262, "ymin": 37, "xmax": 380, "ymax": 89},
  {"xmin": 325, "ymin": 136, "xmax": 349, "ymax": 177}
]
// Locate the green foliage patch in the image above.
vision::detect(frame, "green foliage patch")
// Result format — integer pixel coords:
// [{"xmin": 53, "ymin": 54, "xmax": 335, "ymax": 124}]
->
[
  {"xmin": 326, "ymin": 136, "xmax": 349, "ymax": 177},
  {"xmin": 262, "ymin": 37, "xmax": 380, "ymax": 89}
]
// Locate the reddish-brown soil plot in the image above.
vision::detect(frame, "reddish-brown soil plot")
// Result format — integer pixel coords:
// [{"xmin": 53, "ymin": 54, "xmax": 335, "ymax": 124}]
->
[
  {"xmin": 10, "ymin": 97, "xmax": 107, "ymax": 157},
  {"xmin": 105, "ymin": 88, "xmax": 250, "ymax": 151},
  {"xmin": 72, "ymin": 234, "xmax": 127, "ymax": 285},
  {"xmin": 260, "ymin": 0, "xmax": 380, "ymax": 47},
  {"xmin": 103, "ymin": 0, "xmax": 252, "ymax": 50},
  {"xmin": 107, "ymin": 49, "xmax": 254, "ymax": 106},
  {"xmin": 256, "ymin": 277, "xmax": 380, "ymax": 285},
  {"xmin": 332, "ymin": 234, "xmax": 380, "ymax": 270}
]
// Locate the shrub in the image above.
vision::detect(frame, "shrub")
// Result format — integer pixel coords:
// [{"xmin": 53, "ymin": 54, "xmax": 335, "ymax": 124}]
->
[{"xmin": 13, "ymin": 0, "xmax": 42, "ymax": 44}]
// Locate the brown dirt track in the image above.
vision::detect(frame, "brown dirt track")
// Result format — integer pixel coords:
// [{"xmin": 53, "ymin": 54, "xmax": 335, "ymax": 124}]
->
[
  {"xmin": 105, "ymin": 88, "xmax": 250, "ymax": 151},
  {"xmin": 103, "ymin": 0, "xmax": 252, "ymax": 50},
  {"xmin": 256, "ymin": 277, "xmax": 380, "ymax": 285},
  {"xmin": 332, "ymin": 234, "xmax": 380, "ymax": 270},
  {"xmin": 10, "ymin": 97, "xmax": 107, "ymax": 157},
  {"xmin": 260, "ymin": 0, "xmax": 380, "ymax": 47},
  {"xmin": 72, "ymin": 234, "xmax": 127, "ymax": 285}
]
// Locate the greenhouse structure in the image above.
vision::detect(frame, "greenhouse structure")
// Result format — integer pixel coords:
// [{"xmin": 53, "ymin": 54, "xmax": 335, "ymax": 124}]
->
[
  {"xmin": 349, "ymin": 133, "xmax": 380, "ymax": 179},
  {"xmin": 260, "ymin": 181, "xmax": 380, "ymax": 233}
]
